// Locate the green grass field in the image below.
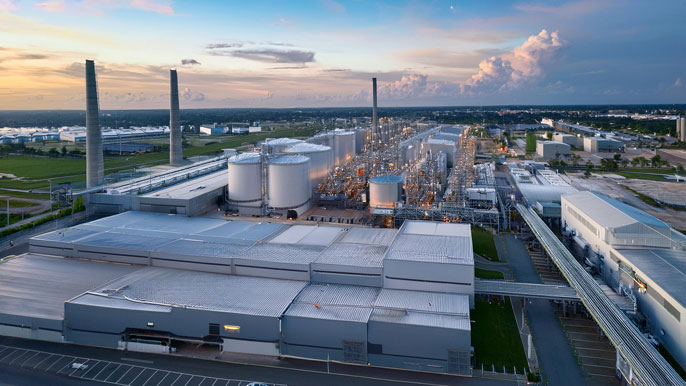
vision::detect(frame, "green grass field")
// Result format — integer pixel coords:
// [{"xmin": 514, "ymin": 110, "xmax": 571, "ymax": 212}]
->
[
  {"xmin": 471, "ymin": 298, "xmax": 528, "ymax": 372},
  {"xmin": 472, "ymin": 226, "xmax": 499, "ymax": 262},
  {"xmin": 0, "ymin": 189, "xmax": 49, "ymax": 200},
  {"xmin": 1, "ymin": 200, "xmax": 40, "ymax": 208},
  {"xmin": 0, "ymin": 126, "xmax": 318, "ymax": 191},
  {"xmin": 475, "ymin": 268, "xmax": 505, "ymax": 280},
  {"xmin": 613, "ymin": 172, "xmax": 669, "ymax": 181}
]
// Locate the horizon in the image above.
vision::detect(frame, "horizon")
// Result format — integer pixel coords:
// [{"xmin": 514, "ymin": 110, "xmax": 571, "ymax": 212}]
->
[{"xmin": 1, "ymin": 0, "xmax": 685, "ymax": 109}]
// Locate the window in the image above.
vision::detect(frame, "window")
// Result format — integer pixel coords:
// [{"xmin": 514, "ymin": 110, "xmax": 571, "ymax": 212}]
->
[
  {"xmin": 223, "ymin": 325, "xmax": 240, "ymax": 334},
  {"xmin": 209, "ymin": 323, "xmax": 220, "ymax": 336}
]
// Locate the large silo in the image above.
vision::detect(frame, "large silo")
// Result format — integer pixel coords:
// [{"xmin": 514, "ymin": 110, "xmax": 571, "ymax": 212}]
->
[
  {"xmin": 283, "ymin": 143, "xmax": 334, "ymax": 189},
  {"xmin": 369, "ymin": 175, "xmax": 403, "ymax": 208},
  {"xmin": 354, "ymin": 127, "xmax": 370, "ymax": 154},
  {"xmin": 228, "ymin": 152, "xmax": 263, "ymax": 212},
  {"xmin": 333, "ymin": 130, "xmax": 356, "ymax": 167},
  {"xmin": 261, "ymin": 137, "xmax": 303, "ymax": 154},
  {"xmin": 267, "ymin": 155, "xmax": 311, "ymax": 215}
]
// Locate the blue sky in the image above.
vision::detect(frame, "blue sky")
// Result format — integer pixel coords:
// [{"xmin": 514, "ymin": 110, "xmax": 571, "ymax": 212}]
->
[{"xmin": 0, "ymin": 0, "xmax": 684, "ymax": 109}]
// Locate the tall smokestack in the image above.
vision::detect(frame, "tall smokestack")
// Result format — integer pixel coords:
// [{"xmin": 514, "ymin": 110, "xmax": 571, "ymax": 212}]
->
[
  {"xmin": 169, "ymin": 69, "xmax": 182, "ymax": 165},
  {"xmin": 85, "ymin": 59, "xmax": 104, "ymax": 188},
  {"xmin": 372, "ymin": 77, "xmax": 378, "ymax": 145}
]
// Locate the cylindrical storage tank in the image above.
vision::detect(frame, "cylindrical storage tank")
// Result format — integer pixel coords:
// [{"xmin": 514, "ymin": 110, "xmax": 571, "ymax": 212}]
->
[
  {"xmin": 354, "ymin": 127, "xmax": 370, "ymax": 153},
  {"xmin": 283, "ymin": 143, "xmax": 334, "ymax": 190},
  {"xmin": 308, "ymin": 132, "xmax": 334, "ymax": 147},
  {"xmin": 267, "ymin": 155, "xmax": 311, "ymax": 212},
  {"xmin": 261, "ymin": 137, "xmax": 303, "ymax": 154},
  {"xmin": 369, "ymin": 174, "xmax": 403, "ymax": 208},
  {"xmin": 228, "ymin": 152, "xmax": 263, "ymax": 208},
  {"xmin": 333, "ymin": 130, "xmax": 356, "ymax": 167}
]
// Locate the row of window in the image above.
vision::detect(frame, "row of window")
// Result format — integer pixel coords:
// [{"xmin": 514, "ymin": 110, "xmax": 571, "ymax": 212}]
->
[{"xmin": 566, "ymin": 205, "xmax": 599, "ymax": 238}]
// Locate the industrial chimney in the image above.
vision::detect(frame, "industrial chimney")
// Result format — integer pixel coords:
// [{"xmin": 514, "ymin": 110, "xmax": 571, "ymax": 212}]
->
[
  {"xmin": 372, "ymin": 77, "xmax": 378, "ymax": 146},
  {"xmin": 85, "ymin": 59, "xmax": 104, "ymax": 188},
  {"xmin": 169, "ymin": 69, "xmax": 182, "ymax": 165}
]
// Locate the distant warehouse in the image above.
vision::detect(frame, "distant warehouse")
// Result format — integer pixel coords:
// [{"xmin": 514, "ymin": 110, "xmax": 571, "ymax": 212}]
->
[
  {"xmin": 583, "ymin": 137, "xmax": 625, "ymax": 153},
  {"xmin": 536, "ymin": 141, "xmax": 570, "ymax": 159}
]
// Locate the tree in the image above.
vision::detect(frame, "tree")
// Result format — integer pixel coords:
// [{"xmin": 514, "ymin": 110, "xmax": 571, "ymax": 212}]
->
[
  {"xmin": 546, "ymin": 131, "xmax": 553, "ymax": 140},
  {"xmin": 651, "ymin": 154, "xmax": 662, "ymax": 168},
  {"xmin": 613, "ymin": 153, "xmax": 622, "ymax": 162},
  {"xmin": 60, "ymin": 146, "xmax": 67, "ymax": 157},
  {"xmin": 621, "ymin": 159, "xmax": 629, "ymax": 168},
  {"xmin": 571, "ymin": 153, "xmax": 581, "ymax": 166},
  {"xmin": 678, "ymin": 164, "xmax": 685, "ymax": 173},
  {"xmin": 631, "ymin": 157, "xmax": 640, "ymax": 167}
]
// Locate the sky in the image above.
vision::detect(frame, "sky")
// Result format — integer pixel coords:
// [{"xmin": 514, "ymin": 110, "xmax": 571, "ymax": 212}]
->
[{"xmin": 0, "ymin": 0, "xmax": 685, "ymax": 109}]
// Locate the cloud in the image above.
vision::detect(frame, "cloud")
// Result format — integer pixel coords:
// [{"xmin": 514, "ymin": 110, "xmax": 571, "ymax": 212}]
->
[
  {"xmin": 181, "ymin": 87, "xmax": 205, "ymax": 102},
  {"xmin": 674, "ymin": 77, "xmax": 682, "ymax": 88},
  {"xmin": 461, "ymin": 29, "xmax": 563, "ymax": 94},
  {"xmin": 321, "ymin": 0, "xmax": 345, "ymax": 13},
  {"xmin": 31, "ymin": 0, "xmax": 174, "ymax": 15},
  {"xmin": 34, "ymin": 0, "xmax": 65, "ymax": 12},
  {"xmin": 273, "ymin": 17, "xmax": 295, "ymax": 27},
  {"xmin": 181, "ymin": 58, "xmax": 201, "ymax": 66},
  {"xmin": 0, "ymin": 0, "xmax": 18, "ymax": 11},
  {"xmin": 17, "ymin": 53, "xmax": 49, "ymax": 60},
  {"xmin": 207, "ymin": 42, "xmax": 316, "ymax": 63}
]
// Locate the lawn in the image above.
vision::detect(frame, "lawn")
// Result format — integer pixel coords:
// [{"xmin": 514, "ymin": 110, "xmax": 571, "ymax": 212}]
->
[
  {"xmin": 3, "ymin": 200, "xmax": 40, "ymax": 209},
  {"xmin": 471, "ymin": 298, "xmax": 528, "ymax": 372},
  {"xmin": 472, "ymin": 226, "xmax": 499, "ymax": 262},
  {"xmin": 613, "ymin": 172, "xmax": 669, "ymax": 181},
  {"xmin": 0, "ymin": 189, "xmax": 49, "ymax": 200},
  {"xmin": 475, "ymin": 268, "xmax": 505, "ymax": 280},
  {"xmin": 0, "ymin": 126, "xmax": 319, "ymax": 191}
]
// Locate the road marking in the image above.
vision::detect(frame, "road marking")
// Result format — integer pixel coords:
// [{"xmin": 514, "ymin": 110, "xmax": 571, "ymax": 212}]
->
[
  {"xmin": 129, "ymin": 367, "xmax": 150, "ymax": 386},
  {"xmin": 141, "ymin": 369, "xmax": 159, "ymax": 386},
  {"xmin": 155, "ymin": 371, "xmax": 173, "ymax": 386},
  {"xmin": 44, "ymin": 354, "xmax": 67, "ymax": 371},
  {"xmin": 103, "ymin": 363, "xmax": 123, "ymax": 382},
  {"xmin": 33, "ymin": 353, "xmax": 56, "ymax": 369},
  {"xmin": 8, "ymin": 349, "xmax": 32, "ymax": 365},
  {"xmin": 18, "ymin": 351, "xmax": 40, "ymax": 367},
  {"xmin": 115, "ymin": 365, "xmax": 135, "ymax": 384},
  {"xmin": 93, "ymin": 362, "xmax": 116, "ymax": 380}
]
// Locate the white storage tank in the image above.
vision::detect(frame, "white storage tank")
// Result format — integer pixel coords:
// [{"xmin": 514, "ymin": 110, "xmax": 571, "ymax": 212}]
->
[
  {"xmin": 369, "ymin": 174, "xmax": 403, "ymax": 208},
  {"xmin": 261, "ymin": 137, "xmax": 303, "ymax": 154},
  {"xmin": 228, "ymin": 152, "xmax": 263, "ymax": 209},
  {"xmin": 354, "ymin": 127, "xmax": 370, "ymax": 153},
  {"xmin": 267, "ymin": 155, "xmax": 312, "ymax": 215},
  {"xmin": 283, "ymin": 142, "xmax": 334, "ymax": 190},
  {"xmin": 309, "ymin": 132, "xmax": 334, "ymax": 147},
  {"xmin": 333, "ymin": 130, "xmax": 356, "ymax": 167}
]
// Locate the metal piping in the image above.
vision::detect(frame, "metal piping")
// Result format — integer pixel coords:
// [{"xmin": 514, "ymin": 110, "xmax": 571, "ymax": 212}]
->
[{"xmin": 85, "ymin": 59, "xmax": 104, "ymax": 188}]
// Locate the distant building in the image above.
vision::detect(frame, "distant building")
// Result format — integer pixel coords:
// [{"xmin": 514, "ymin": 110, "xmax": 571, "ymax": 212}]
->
[
  {"xmin": 536, "ymin": 141, "xmax": 570, "ymax": 159},
  {"xmin": 200, "ymin": 124, "xmax": 228, "ymax": 135},
  {"xmin": 583, "ymin": 137, "xmax": 624, "ymax": 153},
  {"xmin": 553, "ymin": 133, "xmax": 581, "ymax": 147},
  {"xmin": 231, "ymin": 127, "xmax": 249, "ymax": 134},
  {"xmin": 248, "ymin": 126, "xmax": 262, "ymax": 133}
]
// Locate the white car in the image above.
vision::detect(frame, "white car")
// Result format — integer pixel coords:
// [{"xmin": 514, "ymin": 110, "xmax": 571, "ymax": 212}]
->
[{"xmin": 70, "ymin": 363, "xmax": 89, "ymax": 370}]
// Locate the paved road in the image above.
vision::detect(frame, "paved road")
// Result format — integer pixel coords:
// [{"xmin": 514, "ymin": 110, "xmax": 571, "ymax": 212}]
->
[
  {"xmin": 0, "ymin": 336, "xmax": 518, "ymax": 386},
  {"xmin": 502, "ymin": 233, "xmax": 586, "ymax": 386}
]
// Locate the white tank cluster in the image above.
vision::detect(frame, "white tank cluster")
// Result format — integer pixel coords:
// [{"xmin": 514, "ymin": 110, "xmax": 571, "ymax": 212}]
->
[
  {"xmin": 261, "ymin": 137, "xmax": 303, "ymax": 154},
  {"xmin": 228, "ymin": 152, "xmax": 263, "ymax": 212},
  {"xmin": 369, "ymin": 174, "xmax": 403, "ymax": 209},
  {"xmin": 283, "ymin": 142, "xmax": 334, "ymax": 189},
  {"xmin": 354, "ymin": 127, "xmax": 371, "ymax": 153},
  {"xmin": 267, "ymin": 155, "xmax": 311, "ymax": 214},
  {"xmin": 333, "ymin": 130, "xmax": 356, "ymax": 167}
]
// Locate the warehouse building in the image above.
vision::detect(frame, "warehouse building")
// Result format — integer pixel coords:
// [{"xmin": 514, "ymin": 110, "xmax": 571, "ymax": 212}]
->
[
  {"xmin": 552, "ymin": 133, "xmax": 581, "ymax": 147},
  {"xmin": 536, "ymin": 140, "xmax": 571, "ymax": 159},
  {"xmin": 561, "ymin": 191, "xmax": 686, "ymax": 369},
  {"xmin": 583, "ymin": 137, "xmax": 625, "ymax": 153},
  {"xmin": 4, "ymin": 212, "xmax": 474, "ymax": 375}
]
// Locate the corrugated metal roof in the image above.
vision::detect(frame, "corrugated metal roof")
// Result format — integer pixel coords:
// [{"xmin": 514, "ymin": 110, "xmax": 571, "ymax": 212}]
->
[
  {"xmin": 314, "ymin": 244, "xmax": 386, "ymax": 268},
  {"xmin": 32, "ymin": 227, "xmax": 100, "ymax": 243},
  {"xmin": 229, "ymin": 152, "xmax": 261, "ymax": 164},
  {"xmin": 242, "ymin": 243, "xmax": 325, "ymax": 264},
  {"xmin": 77, "ymin": 231, "xmax": 174, "ymax": 250},
  {"xmin": 196, "ymin": 221, "xmax": 285, "ymax": 242},
  {"xmin": 285, "ymin": 284, "xmax": 379, "ymax": 322},
  {"xmin": 269, "ymin": 225, "xmax": 344, "ymax": 246},
  {"xmin": 385, "ymin": 233, "xmax": 473, "ymax": 264},
  {"xmin": 85, "ymin": 267, "xmax": 307, "ymax": 316},
  {"xmin": 615, "ymin": 248, "xmax": 686, "ymax": 307},
  {"xmin": 0, "ymin": 254, "xmax": 141, "ymax": 320},
  {"xmin": 563, "ymin": 191, "xmax": 668, "ymax": 229},
  {"xmin": 154, "ymin": 239, "xmax": 247, "ymax": 258},
  {"xmin": 370, "ymin": 288, "xmax": 470, "ymax": 330},
  {"xmin": 400, "ymin": 221, "xmax": 471, "ymax": 237},
  {"xmin": 338, "ymin": 227, "xmax": 397, "ymax": 246}
]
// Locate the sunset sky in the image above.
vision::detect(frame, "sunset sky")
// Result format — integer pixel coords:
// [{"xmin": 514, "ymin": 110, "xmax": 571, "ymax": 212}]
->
[{"xmin": 1, "ymin": 0, "xmax": 684, "ymax": 109}]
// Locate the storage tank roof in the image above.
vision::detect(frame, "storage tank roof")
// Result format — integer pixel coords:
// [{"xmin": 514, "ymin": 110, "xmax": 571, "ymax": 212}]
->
[
  {"xmin": 283, "ymin": 142, "xmax": 331, "ymax": 154},
  {"xmin": 229, "ymin": 152, "xmax": 261, "ymax": 164},
  {"xmin": 269, "ymin": 154, "xmax": 310, "ymax": 165},
  {"xmin": 264, "ymin": 137, "xmax": 303, "ymax": 146},
  {"xmin": 334, "ymin": 130, "xmax": 355, "ymax": 136},
  {"xmin": 370, "ymin": 174, "xmax": 403, "ymax": 184}
]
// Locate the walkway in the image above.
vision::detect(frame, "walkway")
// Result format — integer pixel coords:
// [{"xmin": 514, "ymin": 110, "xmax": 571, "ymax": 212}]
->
[
  {"xmin": 502, "ymin": 233, "xmax": 586, "ymax": 386},
  {"xmin": 475, "ymin": 279, "xmax": 578, "ymax": 301}
]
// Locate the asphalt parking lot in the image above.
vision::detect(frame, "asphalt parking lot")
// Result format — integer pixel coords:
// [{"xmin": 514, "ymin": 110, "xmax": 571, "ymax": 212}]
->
[{"xmin": 0, "ymin": 344, "xmax": 283, "ymax": 386}]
